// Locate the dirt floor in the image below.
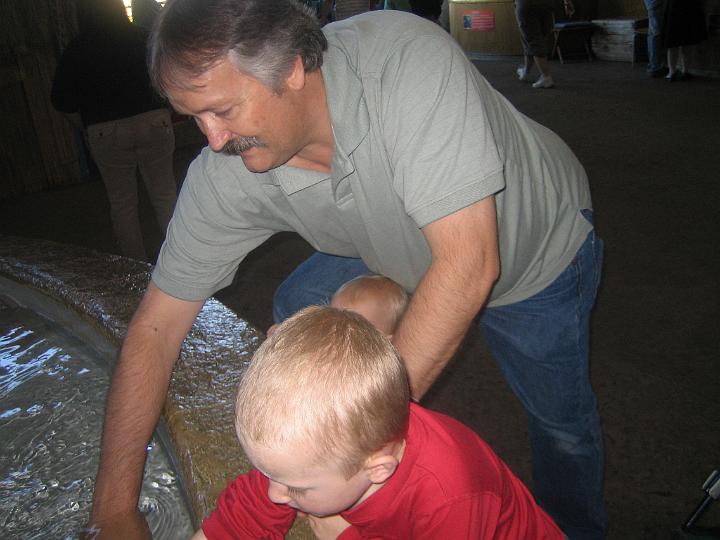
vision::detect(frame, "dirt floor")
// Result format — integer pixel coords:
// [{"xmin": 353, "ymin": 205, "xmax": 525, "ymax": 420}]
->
[{"xmin": 1, "ymin": 57, "xmax": 719, "ymax": 539}]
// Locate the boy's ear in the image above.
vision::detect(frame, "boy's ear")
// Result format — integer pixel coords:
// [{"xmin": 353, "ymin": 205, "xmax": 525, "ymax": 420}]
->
[{"xmin": 364, "ymin": 453, "xmax": 400, "ymax": 485}]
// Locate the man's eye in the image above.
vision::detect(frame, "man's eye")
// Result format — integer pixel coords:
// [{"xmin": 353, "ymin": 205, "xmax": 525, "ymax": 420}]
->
[{"xmin": 215, "ymin": 108, "xmax": 233, "ymax": 118}]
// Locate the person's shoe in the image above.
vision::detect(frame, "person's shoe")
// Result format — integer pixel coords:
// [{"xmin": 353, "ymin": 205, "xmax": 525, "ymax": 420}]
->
[
  {"xmin": 532, "ymin": 75, "xmax": 554, "ymax": 88},
  {"xmin": 516, "ymin": 66, "xmax": 532, "ymax": 82},
  {"xmin": 666, "ymin": 71, "xmax": 682, "ymax": 82},
  {"xmin": 649, "ymin": 67, "xmax": 669, "ymax": 78}
]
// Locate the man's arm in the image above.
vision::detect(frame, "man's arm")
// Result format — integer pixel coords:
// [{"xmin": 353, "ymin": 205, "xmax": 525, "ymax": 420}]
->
[
  {"xmin": 392, "ymin": 196, "xmax": 500, "ymax": 400},
  {"xmin": 87, "ymin": 283, "xmax": 204, "ymax": 538}
]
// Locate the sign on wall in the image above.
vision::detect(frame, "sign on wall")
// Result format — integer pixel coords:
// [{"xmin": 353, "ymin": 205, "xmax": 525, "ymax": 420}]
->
[{"xmin": 462, "ymin": 10, "xmax": 496, "ymax": 31}]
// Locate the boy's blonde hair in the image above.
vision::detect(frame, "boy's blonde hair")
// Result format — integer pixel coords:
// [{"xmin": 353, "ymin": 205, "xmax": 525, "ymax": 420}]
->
[
  {"xmin": 332, "ymin": 275, "xmax": 408, "ymax": 334},
  {"xmin": 235, "ymin": 306, "xmax": 410, "ymax": 478}
]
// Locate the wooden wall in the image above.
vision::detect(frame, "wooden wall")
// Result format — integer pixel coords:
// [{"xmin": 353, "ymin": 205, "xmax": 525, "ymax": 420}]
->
[
  {"xmin": 0, "ymin": 1, "xmax": 80, "ymax": 200},
  {"xmin": 595, "ymin": 0, "xmax": 647, "ymax": 19}
]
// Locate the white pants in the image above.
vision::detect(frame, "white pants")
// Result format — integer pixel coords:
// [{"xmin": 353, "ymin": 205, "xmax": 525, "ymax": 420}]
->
[{"xmin": 87, "ymin": 109, "xmax": 177, "ymax": 261}]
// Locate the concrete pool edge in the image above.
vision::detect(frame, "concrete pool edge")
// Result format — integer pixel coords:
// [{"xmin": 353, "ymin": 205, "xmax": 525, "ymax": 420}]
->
[{"xmin": 0, "ymin": 235, "xmax": 269, "ymax": 533}]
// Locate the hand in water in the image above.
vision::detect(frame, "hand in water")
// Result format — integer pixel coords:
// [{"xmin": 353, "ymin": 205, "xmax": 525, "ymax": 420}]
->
[{"xmin": 82, "ymin": 510, "xmax": 152, "ymax": 540}]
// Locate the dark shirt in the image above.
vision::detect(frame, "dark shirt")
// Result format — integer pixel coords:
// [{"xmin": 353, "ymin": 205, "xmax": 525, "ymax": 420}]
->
[{"xmin": 51, "ymin": 24, "xmax": 163, "ymax": 127}]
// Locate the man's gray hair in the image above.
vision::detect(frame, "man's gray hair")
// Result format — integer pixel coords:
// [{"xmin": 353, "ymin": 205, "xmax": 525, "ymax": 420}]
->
[{"xmin": 148, "ymin": 0, "xmax": 327, "ymax": 95}]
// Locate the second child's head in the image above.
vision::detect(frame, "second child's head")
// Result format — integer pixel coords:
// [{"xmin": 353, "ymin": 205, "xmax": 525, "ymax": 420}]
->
[
  {"xmin": 330, "ymin": 275, "xmax": 408, "ymax": 337},
  {"xmin": 235, "ymin": 306, "xmax": 410, "ymax": 516}
]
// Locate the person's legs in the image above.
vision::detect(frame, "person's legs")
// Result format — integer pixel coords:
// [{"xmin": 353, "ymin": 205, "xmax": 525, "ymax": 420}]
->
[
  {"xmin": 135, "ymin": 110, "xmax": 178, "ymax": 239},
  {"xmin": 518, "ymin": 55, "xmax": 535, "ymax": 81},
  {"xmin": 665, "ymin": 46, "xmax": 686, "ymax": 81},
  {"xmin": 273, "ymin": 253, "xmax": 371, "ymax": 322},
  {"xmin": 644, "ymin": 0, "xmax": 667, "ymax": 76},
  {"xmin": 534, "ymin": 55, "xmax": 551, "ymax": 78},
  {"xmin": 516, "ymin": 0, "xmax": 554, "ymax": 87},
  {"xmin": 478, "ymin": 213, "xmax": 607, "ymax": 539},
  {"xmin": 87, "ymin": 121, "xmax": 146, "ymax": 261}
]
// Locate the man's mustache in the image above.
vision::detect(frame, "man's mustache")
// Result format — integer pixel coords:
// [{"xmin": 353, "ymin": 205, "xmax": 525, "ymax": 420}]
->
[{"xmin": 222, "ymin": 136, "xmax": 265, "ymax": 155}]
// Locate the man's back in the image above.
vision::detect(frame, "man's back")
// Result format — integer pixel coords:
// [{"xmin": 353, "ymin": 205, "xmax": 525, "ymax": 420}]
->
[{"xmin": 157, "ymin": 11, "xmax": 591, "ymax": 308}]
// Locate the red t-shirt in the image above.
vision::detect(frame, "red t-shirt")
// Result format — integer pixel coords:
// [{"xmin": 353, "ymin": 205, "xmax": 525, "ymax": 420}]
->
[{"xmin": 203, "ymin": 404, "xmax": 564, "ymax": 539}]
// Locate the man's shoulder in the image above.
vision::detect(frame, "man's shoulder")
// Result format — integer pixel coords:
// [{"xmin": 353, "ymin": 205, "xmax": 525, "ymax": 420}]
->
[{"xmin": 322, "ymin": 11, "xmax": 457, "ymax": 73}]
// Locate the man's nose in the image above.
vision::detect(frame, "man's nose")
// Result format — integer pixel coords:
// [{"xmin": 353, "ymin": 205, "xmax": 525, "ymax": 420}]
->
[
  {"xmin": 197, "ymin": 117, "xmax": 230, "ymax": 152},
  {"xmin": 267, "ymin": 481, "xmax": 292, "ymax": 504}
]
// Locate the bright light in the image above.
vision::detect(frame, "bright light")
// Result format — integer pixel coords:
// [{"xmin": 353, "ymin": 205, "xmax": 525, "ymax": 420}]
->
[{"xmin": 123, "ymin": 0, "xmax": 166, "ymax": 22}]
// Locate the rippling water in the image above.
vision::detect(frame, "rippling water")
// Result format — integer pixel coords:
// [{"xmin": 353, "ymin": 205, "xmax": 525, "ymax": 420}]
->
[{"xmin": 0, "ymin": 303, "xmax": 193, "ymax": 539}]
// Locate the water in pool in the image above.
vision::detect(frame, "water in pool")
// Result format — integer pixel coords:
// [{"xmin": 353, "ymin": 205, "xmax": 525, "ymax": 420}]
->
[{"xmin": 0, "ymin": 300, "xmax": 193, "ymax": 539}]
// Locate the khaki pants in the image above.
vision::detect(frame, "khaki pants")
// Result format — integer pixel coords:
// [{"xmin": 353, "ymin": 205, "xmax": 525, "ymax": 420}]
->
[{"xmin": 87, "ymin": 109, "xmax": 177, "ymax": 261}]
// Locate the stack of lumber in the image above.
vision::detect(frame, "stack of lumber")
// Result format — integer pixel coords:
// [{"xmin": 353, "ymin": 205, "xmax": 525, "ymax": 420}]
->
[{"xmin": 590, "ymin": 17, "xmax": 648, "ymax": 61}]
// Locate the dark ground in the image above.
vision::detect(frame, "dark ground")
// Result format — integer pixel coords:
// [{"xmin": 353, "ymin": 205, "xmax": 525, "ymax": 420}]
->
[{"xmin": 1, "ymin": 57, "xmax": 718, "ymax": 539}]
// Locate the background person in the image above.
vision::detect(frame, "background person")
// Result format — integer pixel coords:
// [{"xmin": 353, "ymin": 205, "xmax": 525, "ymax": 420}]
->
[
  {"xmin": 514, "ymin": 0, "xmax": 575, "ymax": 89},
  {"xmin": 51, "ymin": 0, "xmax": 177, "ymax": 262},
  {"xmin": 86, "ymin": 3, "xmax": 606, "ymax": 538},
  {"xmin": 643, "ymin": 0, "xmax": 668, "ymax": 77},
  {"xmin": 661, "ymin": 0, "xmax": 708, "ymax": 81},
  {"xmin": 333, "ymin": 0, "xmax": 377, "ymax": 20}
]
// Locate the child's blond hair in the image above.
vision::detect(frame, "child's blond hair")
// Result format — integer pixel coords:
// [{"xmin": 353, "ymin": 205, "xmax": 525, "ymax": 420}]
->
[
  {"xmin": 331, "ymin": 275, "xmax": 408, "ymax": 334},
  {"xmin": 235, "ymin": 306, "xmax": 410, "ymax": 478}
]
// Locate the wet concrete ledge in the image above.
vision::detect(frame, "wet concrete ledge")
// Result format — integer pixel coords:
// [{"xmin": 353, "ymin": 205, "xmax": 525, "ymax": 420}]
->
[{"xmin": 0, "ymin": 235, "xmax": 312, "ymax": 538}]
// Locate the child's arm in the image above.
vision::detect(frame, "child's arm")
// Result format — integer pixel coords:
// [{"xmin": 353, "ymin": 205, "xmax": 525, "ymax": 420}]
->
[{"xmin": 200, "ymin": 470, "xmax": 297, "ymax": 539}]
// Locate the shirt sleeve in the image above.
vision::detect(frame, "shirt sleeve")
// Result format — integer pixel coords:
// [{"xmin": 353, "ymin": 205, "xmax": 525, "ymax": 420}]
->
[
  {"xmin": 202, "ymin": 470, "xmax": 297, "ymax": 540},
  {"xmin": 152, "ymin": 150, "xmax": 281, "ymax": 301},
  {"xmin": 379, "ymin": 34, "xmax": 505, "ymax": 228}
]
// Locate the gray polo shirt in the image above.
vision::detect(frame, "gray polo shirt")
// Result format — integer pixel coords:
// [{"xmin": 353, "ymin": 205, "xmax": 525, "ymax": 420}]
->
[{"xmin": 153, "ymin": 11, "xmax": 592, "ymax": 307}]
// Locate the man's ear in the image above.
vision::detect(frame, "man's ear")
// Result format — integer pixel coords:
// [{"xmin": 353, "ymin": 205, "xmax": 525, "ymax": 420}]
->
[
  {"xmin": 285, "ymin": 56, "xmax": 306, "ymax": 91},
  {"xmin": 364, "ymin": 453, "xmax": 400, "ymax": 485}
]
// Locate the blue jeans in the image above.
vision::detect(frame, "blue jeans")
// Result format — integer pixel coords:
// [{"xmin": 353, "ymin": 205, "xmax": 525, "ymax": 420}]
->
[
  {"xmin": 273, "ymin": 214, "xmax": 607, "ymax": 539},
  {"xmin": 478, "ymin": 216, "xmax": 607, "ymax": 539},
  {"xmin": 644, "ymin": 0, "xmax": 667, "ymax": 73}
]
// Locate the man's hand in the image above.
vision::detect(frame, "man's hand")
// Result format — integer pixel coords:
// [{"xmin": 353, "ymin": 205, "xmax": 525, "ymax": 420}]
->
[
  {"xmin": 88, "ymin": 284, "xmax": 204, "ymax": 539},
  {"xmin": 82, "ymin": 509, "xmax": 151, "ymax": 540},
  {"xmin": 305, "ymin": 513, "xmax": 352, "ymax": 540}
]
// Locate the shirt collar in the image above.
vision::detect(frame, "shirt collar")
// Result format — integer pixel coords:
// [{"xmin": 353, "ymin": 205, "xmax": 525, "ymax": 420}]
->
[
  {"xmin": 272, "ymin": 40, "xmax": 370, "ymax": 194},
  {"xmin": 322, "ymin": 42, "xmax": 371, "ymax": 163}
]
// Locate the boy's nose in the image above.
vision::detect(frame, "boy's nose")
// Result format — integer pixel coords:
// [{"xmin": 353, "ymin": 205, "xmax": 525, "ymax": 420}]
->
[{"xmin": 267, "ymin": 481, "xmax": 292, "ymax": 504}]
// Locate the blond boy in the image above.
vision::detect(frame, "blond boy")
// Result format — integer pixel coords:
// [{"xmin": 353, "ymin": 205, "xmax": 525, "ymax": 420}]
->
[
  {"xmin": 329, "ymin": 274, "xmax": 408, "ymax": 337},
  {"xmin": 195, "ymin": 306, "xmax": 563, "ymax": 539},
  {"xmin": 266, "ymin": 274, "xmax": 407, "ymax": 338}
]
